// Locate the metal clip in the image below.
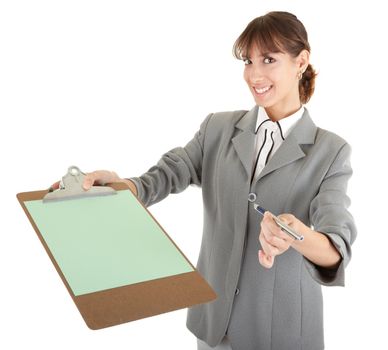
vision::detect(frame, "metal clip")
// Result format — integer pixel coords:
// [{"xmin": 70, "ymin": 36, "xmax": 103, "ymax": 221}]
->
[{"xmin": 43, "ymin": 166, "xmax": 116, "ymax": 203}]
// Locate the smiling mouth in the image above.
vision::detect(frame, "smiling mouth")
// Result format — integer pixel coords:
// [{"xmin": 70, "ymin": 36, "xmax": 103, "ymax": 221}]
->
[{"xmin": 253, "ymin": 85, "xmax": 273, "ymax": 95}]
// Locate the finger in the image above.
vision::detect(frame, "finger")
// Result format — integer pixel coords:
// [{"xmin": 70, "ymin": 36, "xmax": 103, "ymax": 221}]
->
[
  {"xmin": 263, "ymin": 212, "xmax": 293, "ymax": 243},
  {"xmin": 83, "ymin": 172, "xmax": 97, "ymax": 190},
  {"xmin": 276, "ymin": 214, "xmax": 298, "ymax": 242},
  {"xmin": 261, "ymin": 223, "xmax": 287, "ymax": 249},
  {"xmin": 262, "ymin": 212, "xmax": 283, "ymax": 236},
  {"xmin": 258, "ymin": 249, "xmax": 274, "ymax": 268},
  {"xmin": 49, "ymin": 181, "xmax": 60, "ymax": 192},
  {"xmin": 261, "ymin": 215, "xmax": 288, "ymax": 249},
  {"xmin": 259, "ymin": 232, "xmax": 280, "ymax": 257},
  {"xmin": 274, "ymin": 221, "xmax": 297, "ymax": 243},
  {"xmin": 260, "ymin": 227, "xmax": 291, "ymax": 256},
  {"xmin": 277, "ymin": 214, "xmax": 294, "ymax": 226}
]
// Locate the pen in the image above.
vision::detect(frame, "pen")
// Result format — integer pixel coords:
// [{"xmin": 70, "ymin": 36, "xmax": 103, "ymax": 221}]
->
[{"xmin": 253, "ymin": 204, "xmax": 304, "ymax": 241}]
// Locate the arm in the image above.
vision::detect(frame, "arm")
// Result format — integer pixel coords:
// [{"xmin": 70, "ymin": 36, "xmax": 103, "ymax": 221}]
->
[
  {"xmin": 258, "ymin": 143, "xmax": 357, "ymax": 286},
  {"xmin": 259, "ymin": 212, "xmax": 342, "ymax": 270},
  {"xmin": 291, "ymin": 223, "xmax": 341, "ymax": 269},
  {"xmin": 303, "ymin": 142, "xmax": 357, "ymax": 285},
  {"xmin": 81, "ymin": 113, "xmax": 213, "ymax": 206},
  {"xmin": 128, "ymin": 112, "xmax": 213, "ymax": 207}
]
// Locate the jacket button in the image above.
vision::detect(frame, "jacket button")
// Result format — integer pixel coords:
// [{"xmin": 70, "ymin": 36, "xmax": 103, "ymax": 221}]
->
[
  {"xmin": 235, "ymin": 288, "xmax": 240, "ymax": 295},
  {"xmin": 248, "ymin": 192, "xmax": 257, "ymax": 202}
]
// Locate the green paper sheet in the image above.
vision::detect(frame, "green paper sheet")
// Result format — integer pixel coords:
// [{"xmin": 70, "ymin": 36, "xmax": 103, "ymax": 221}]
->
[{"xmin": 25, "ymin": 190, "xmax": 194, "ymax": 296}]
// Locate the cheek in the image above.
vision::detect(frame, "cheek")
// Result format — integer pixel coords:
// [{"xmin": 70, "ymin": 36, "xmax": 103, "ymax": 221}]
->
[
  {"xmin": 268, "ymin": 67, "xmax": 285, "ymax": 84},
  {"xmin": 272, "ymin": 71, "xmax": 295, "ymax": 92},
  {"xmin": 243, "ymin": 69, "xmax": 249, "ymax": 83}
]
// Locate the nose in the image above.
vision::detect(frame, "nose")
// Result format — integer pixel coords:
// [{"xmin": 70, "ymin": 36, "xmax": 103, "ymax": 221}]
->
[{"xmin": 247, "ymin": 64, "xmax": 265, "ymax": 83}]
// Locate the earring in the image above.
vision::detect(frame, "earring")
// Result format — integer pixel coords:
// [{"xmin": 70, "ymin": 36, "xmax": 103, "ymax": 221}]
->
[{"xmin": 298, "ymin": 70, "xmax": 303, "ymax": 80}]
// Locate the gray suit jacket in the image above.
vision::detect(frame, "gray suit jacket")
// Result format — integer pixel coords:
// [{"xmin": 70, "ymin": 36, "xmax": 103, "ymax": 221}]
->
[{"xmin": 130, "ymin": 105, "xmax": 357, "ymax": 349}]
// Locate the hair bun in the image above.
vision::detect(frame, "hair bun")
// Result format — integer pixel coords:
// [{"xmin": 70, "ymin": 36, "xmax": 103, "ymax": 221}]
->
[{"xmin": 300, "ymin": 64, "xmax": 317, "ymax": 104}]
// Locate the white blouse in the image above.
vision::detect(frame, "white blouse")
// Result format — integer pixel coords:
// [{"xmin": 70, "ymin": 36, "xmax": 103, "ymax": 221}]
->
[{"xmin": 251, "ymin": 105, "xmax": 305, "ymax": 183}]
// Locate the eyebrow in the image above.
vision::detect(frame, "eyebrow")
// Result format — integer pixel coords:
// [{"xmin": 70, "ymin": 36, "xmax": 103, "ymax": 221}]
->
[{"xmin": 242, "ymin": 52, "xmax": 276, "ymax": 59}]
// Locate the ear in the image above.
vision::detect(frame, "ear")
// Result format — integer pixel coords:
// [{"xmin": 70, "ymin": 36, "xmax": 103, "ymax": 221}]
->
[{"xmin": 297, "ymin": 49, "xmax": 310, "ymax": 72}]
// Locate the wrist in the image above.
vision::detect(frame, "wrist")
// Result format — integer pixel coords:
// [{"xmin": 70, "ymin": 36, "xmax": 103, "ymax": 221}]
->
[{"xmin": 120, "ymin": 178, "xmax": 138, "ymax": 196}]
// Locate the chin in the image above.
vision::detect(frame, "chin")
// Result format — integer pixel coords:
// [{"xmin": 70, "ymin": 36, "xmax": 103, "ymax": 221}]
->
[{"xmin": 253, "ymin": 98, "xmax": 275, "ymax": 108}]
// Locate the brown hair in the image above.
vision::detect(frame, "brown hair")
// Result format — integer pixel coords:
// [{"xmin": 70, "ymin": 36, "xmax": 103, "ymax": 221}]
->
[{"xmin": 232, "ymin": 11, "xmax": 317, "ymax": 104}]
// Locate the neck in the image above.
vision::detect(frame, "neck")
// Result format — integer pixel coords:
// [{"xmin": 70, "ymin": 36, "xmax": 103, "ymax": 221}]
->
[{"xmin": 264, "ymin": 101, "xmax": 302, "ymax": 122}]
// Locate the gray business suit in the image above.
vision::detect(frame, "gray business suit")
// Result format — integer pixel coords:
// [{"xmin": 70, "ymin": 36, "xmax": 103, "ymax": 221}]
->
[{"xmin": 130, "ymin": 105, "xmax": 357, "ymax": 350}]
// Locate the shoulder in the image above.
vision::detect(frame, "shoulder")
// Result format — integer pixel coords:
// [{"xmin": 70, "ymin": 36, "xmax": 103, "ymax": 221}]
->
[
  {"xmin": 208, "ymin": 109, "xmax": 248, "ymax": 125},
  {"xmin": 315, "ymin": 126, "xmax": 350, "ymax": 152},
  {"xmin": 199, "ymin": 109, "xmax": 248, "ymax": 150},
  {"xmin": 205, "ymin": 109, "xmax": 249, "ymax": 135},
  {"xmin": 301, "ymin": 107, "xmax": 351, "ymax": 154},
  {"xmin": 310, "ymin": 126, "xmax": 353, "ymax": 169}
]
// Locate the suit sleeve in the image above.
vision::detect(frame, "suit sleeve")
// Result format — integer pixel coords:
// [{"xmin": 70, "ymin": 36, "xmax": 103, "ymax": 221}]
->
[
  {"xmin": 128, "ymin": 113, "xmax": 213, "ymax": 207},
  {"xmin": 305, "ymin": 142, "xmax": 357, "ymax": 286}
]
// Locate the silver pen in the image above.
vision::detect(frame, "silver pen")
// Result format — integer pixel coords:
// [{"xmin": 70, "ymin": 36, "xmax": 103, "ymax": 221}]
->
[{"xmin": 253, "ymin": 204, "xmax": 304, "ymax": 241}]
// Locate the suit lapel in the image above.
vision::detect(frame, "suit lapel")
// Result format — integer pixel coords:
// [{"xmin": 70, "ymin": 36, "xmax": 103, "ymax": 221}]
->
[
  {"xmin": 254, "ymin": 107, "xmax": 317, "ymax": 183},
  {"xmin": 231, "ymin": 105, "xmax": 258, "ymax": 179},
  {"xmin": 232, "ymin": 105, "xmax": 317, "ymax": 184}
]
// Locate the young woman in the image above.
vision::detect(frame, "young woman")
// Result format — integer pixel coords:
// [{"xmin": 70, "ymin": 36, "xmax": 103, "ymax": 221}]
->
[{"xmin": 78, "ymin": 11, "xmax": 357, "ymax": 350}]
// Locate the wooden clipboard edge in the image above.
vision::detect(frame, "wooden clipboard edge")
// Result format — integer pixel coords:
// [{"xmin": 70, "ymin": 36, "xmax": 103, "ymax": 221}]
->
[
  {"xmin": 16, "ymin": 182, "xmax": 217, "ymax": 329},
  {"xmin": 77, "ymin": 270, "xmax": 216, "ymax": 330}
]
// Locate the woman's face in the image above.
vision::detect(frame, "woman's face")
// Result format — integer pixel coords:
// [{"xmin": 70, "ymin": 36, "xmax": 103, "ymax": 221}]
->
[{"xmin": 243, "ymin": 43, "xmax": 309, "ymax": 119}]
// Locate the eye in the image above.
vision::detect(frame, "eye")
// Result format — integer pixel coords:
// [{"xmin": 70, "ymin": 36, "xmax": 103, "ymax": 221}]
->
[
  {"xmin": 263, "ymin": 57, "xmax": 275, "ymax": 64},
  {"xmin": 243, "ymin": 58, "xmax": 251, "ymax": 65}
]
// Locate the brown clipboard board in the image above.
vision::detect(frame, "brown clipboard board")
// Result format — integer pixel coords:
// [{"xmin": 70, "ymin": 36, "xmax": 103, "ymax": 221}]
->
[{"xmin": 17, "ymin": 181, "xmax": 216, "ymax": 330}]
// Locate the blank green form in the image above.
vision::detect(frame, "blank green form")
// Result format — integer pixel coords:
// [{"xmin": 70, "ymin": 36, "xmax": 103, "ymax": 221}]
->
[{"xmin": 25, "ymin": 190, "xmax": 194, "ymax": 296}]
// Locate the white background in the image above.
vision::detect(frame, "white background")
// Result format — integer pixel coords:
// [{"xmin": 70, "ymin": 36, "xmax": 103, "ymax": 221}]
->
[{"xmin": 1, "ymin": 1, "xmax": 387, "ymax": 349}]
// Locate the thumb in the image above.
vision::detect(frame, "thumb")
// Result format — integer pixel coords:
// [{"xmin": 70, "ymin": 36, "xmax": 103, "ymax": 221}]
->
[{"xmin": 277, "ymin": 214, "xmax": 293, "ymax": 226}]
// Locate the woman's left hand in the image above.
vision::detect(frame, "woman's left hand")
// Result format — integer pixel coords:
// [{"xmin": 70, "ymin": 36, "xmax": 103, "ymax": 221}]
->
[{"xmin": 258, "ymin": 211, "xmax": 303, "ymax": 268}]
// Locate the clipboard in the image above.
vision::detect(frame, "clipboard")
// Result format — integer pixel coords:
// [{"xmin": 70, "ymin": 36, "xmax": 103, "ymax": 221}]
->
[{"xmin": 17, "ymin": 166, "xmax": 216, "ymax": 330}]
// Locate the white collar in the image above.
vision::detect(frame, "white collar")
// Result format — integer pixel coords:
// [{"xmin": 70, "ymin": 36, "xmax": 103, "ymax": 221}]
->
[{"xmin": 255, "ymin": 105, "xmax": 305, "ymax": 139}]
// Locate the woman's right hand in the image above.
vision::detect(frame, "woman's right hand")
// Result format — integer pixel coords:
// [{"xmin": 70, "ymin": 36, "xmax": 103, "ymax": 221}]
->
[
  {"xmin": 82, "ymin": 170, "xmax": 121, "ymax": 190},
  {"xmin": 83, "ymin": 170, "xmax": 138, "ymax": 195},
  {"xmin": 50, "ymin": 170, "xmax": 137, "ymax": 196}
]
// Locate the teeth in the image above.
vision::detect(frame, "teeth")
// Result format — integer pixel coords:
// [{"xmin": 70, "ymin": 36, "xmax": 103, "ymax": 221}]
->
[{"xmin": 254, "ymin": 86, "xmax": 271, "ymax": 94}]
